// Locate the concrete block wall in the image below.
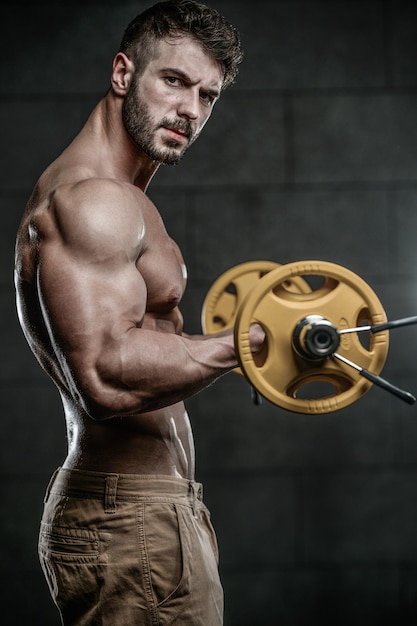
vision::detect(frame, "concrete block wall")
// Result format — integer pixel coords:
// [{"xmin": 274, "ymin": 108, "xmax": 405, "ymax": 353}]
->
[{"xmin": 1, "ymin": 1, "xmax": 417, "ymax": 624}]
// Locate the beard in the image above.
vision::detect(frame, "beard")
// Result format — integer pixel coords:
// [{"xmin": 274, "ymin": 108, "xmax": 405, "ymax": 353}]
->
[{"xmin": 122, "ymin": 76, "xmax": 198, "ymax": 166}]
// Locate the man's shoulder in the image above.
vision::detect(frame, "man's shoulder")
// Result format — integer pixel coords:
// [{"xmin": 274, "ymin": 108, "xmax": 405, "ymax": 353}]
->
[
  {"xmin": 48, "ymin": 176, "xmax": 154, "ymax": 234},
  {"xmin": 53, "ymin": 177, "xmax": 144, "ymax": 210}
]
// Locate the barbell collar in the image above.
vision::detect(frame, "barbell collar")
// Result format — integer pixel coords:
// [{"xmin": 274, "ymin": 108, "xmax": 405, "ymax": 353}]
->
[{"xmin": 293, "ymin": 315, "xmax": 340, "ymax": 360}]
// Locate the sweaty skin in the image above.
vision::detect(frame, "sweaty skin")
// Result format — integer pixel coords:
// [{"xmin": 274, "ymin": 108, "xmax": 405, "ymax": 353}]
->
[{"xmin": 14, "ymin": 36, "xmax": 263, "ymax": 479}]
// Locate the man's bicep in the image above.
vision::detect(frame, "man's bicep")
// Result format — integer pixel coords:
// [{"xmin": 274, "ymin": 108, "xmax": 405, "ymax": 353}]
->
[
  {"xmin": 37, "ymin": 237, "xmax": 147, "ymax": 355},
  {"xmin": 40, "ymin": 183, "xmax": 148, "ymax": 343}
]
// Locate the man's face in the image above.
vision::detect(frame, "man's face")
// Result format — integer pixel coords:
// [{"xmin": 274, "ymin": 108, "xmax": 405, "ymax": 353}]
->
[{"xmin": 122, "ymin": 36, "xmax": 223, "ymax": 165}]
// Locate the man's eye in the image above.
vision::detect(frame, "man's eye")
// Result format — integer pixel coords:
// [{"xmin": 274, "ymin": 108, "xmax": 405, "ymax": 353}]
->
[
  {"xmin": 200, "ymin": 92, "xmax": 214, "ymax": 106},
  {"xmin": 166, "ymin": 76, "xmax": 180, "ymax": 86}
]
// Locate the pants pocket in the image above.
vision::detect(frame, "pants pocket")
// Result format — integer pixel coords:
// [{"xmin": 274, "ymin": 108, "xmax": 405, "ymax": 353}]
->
[
  {"xmin": 38, "ymin": 522, "xmax": 109, "ymax": 622},
  {"xmin": 39, "ymin": 523, "xmax": 102, "ymax": 560},
  {"xmin": 139, "ymin": 502, "xmax": 192, "ymax": 611}
]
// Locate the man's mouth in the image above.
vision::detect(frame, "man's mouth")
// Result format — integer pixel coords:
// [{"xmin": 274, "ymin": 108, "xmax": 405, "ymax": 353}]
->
[
  {"xmin": 160, "ymin": 119, "xmax": 193, "ymax": 144},
  {"xmin": 164, "ymin": 126, "xmax": 189, "ymax": 143}
]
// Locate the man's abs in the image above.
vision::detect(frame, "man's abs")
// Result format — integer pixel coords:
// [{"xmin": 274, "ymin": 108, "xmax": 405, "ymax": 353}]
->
[{"xmin": 62, "ymin": 402, "xmax": 196, "ymax": 479}]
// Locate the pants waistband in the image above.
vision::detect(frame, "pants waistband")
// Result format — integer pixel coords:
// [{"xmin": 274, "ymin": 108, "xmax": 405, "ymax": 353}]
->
[{"xmin": 45, "ymin": 467, "xmax": 203, "ymax": 514}]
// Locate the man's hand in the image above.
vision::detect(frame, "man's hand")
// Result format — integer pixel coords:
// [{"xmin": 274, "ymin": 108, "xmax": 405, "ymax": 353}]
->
[{"xmin": 249, "ymin": 323, "xmax": 265, "ymax": 353}]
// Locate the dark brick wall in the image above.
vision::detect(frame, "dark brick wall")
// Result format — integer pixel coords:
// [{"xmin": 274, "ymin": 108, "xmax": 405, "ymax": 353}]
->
[{"xmin": 2, "ymin": 2, "xmax": 417, "ymax": 624}]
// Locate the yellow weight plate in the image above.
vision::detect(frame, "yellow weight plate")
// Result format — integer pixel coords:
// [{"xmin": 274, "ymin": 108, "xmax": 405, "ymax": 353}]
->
[
  {"xmin": 201, "ymin": 261, "xmax": 281, "ymax": 334},
  {"xmin": 202, "ymin": 260, "xmax": 311, "ymax": 333},
  {"xmin": 234, "ymin": 260, "xmax": 389, "ymax": 414}
]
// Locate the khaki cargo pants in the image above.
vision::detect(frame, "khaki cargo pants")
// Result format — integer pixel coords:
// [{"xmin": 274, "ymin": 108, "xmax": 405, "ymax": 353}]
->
[{"xmin": 39, "ymin": 468, "xmax": 223, "ymax": 626}]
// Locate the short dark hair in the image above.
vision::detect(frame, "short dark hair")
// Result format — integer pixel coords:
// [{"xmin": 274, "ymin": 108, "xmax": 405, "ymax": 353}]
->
[{"xmin": 119, "ymin": 0, "xmax": 243, "ymax": 90}]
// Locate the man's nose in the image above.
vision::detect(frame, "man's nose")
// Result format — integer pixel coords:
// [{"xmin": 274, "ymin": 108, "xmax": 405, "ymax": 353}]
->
[{"xmin": 177, "ymin": 88, "xmax": 200, "ymax": 120}]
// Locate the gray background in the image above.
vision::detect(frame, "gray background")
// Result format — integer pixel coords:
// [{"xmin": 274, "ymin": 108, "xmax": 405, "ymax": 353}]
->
[{"xmin": 2, "ymin": 1, "xmax": 417, "ymax": 624}]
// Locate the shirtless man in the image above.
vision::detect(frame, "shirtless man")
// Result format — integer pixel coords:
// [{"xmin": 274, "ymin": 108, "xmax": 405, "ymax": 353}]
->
[{"xmin": 14, "ymin": 1, "xmax": 264, "ymax": 625}]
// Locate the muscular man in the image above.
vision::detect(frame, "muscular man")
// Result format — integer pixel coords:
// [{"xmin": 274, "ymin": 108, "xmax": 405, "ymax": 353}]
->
[{"xmin": 14, "ymin": 1, "xmax": 263, "ymax": 624}]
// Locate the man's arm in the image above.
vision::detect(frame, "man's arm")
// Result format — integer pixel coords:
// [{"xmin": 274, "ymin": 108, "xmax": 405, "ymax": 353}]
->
[{"xmin": 36, "ymin": 179, "xmax": 245, "ymax": 420}]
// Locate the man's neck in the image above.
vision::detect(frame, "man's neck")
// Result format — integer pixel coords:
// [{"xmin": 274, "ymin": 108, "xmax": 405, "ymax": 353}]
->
[{"xmin": 86, "ymin": 92, "xmax": 161, "ymax": 191}]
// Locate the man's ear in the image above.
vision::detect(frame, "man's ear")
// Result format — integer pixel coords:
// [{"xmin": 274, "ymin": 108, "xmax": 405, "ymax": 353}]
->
[{"xmin": 111, "ymin": 52, "xmax": 135, "ymax": 95}]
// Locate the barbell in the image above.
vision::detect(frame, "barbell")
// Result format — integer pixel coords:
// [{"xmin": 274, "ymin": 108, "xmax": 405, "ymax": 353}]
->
[{"xmin": 202, "ymin": 260, "xmax": 417, "ymax": 414}]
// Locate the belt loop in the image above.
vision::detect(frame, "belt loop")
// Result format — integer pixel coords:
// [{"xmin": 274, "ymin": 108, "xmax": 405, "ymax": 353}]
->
[
  {"xmin": 44, "ymin": 467, "xmax": 60, "ymax": 504},
  {"xmin": 189, "ymin": 481, "xmax": 202, "ymax": 517},
  {"xmin": 104, "ymin": 474, "xmax": 118, "ymax": 514}
]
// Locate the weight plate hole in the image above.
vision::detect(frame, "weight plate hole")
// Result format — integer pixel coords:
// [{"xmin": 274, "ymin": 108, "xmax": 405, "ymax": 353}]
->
[
  {"xmin": 272, "ymin": 275, "xmax": 338, "ymax": 301},
  {"xmin": 294, "ymin": 380, "xmax": 338, "ymax": 400},
  {"xmin": 287, "ymin": 372, "xmax": 353, "ymax": 401},
  {"xmin": 356, "ymin": 307, "xmax": 372, "ymax": 350},
  {"xmin": 253, "ymin": 324, "xmax": 269, "ymax": 368}
]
